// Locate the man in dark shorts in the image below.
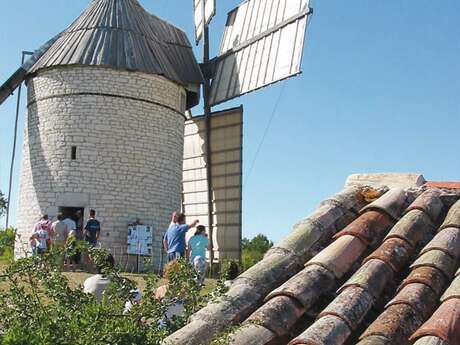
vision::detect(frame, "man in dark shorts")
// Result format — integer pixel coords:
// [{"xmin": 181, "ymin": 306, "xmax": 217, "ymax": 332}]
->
[{"xmin": 84, "ymin": 209, "xmax": 101, "ymax": 247}]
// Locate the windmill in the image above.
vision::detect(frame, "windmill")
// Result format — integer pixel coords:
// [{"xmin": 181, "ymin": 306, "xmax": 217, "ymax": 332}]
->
[
  {"xmin": 185, "ymin": 0, "xmax": 313, "ymax": 265},
  {"xmin": 0, "ymin": 0, "xmax": 313, "ymax": 268}
]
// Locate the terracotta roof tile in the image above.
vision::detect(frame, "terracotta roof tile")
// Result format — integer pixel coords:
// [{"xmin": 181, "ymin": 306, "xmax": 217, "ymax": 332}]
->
[
  {"xmin": 289, "ymin": 315, "xmax": 351, "ymax": 345},
  {"xmin": 385, "ymin": 283, "xmax": 438, "ymax": 319},
  {"xmin": 359, "ymin": 304, "xmax": 424, "ymax": 345},
  {"xmin": 419, "ymin": 227, "xmax": 460, "ymax": 260},
  {"xmin": 305, "ymin": 234, "xmax": 367, "ymax": 279},
  {"xmin": 245, "ymin": 295, "xmax": 305, "ymax": 336},
  {"xmin": 425, "ymin": 181, "xmax": 460, "ymax": 190},
  {"xmin": 356, "ymin": 335, "xmax": 391, "ymax": 345},
  {"xmin": 439, "ymin": 199, "xmax": 460, "ymax": 231},
  {"xmin": 338, "ymin": 259, "xmax": 393, "ymax": 300},
  {"xmin": 409, "ymin": 298, "xmax": 460, "ymax": 344},
  {"xmin": 398, "ymin": 266, "xmax": 448, "ymax": 296},
  {"xmin": 410, "ymin": 249, "xmax": 457, "ymax": 280},
  {"xmin": 363, "ymin": 238, "xmax": 412, "ymax": 272},
  {"xmin": 413, "ymin": 336, "xmax": 450, "ymax": 345},
  {"xmin": 265, "ymin": 265, "xmax": 334, "ymax": 308},
  {"xmin": 360, "ymin": 188, "xmax": 411, "ymax": 221},
  {"xmin": 440, "ymin": 274, "xmax": 460, "ymax": 303},
  {"xmin": 332, "ymin": 211, "xmax": 394, "ymax": 246},
  {"xmin": 227, "ymin": 324, "xmax": 276, "ymax": 345},
  {"xmin": 384, "ymin": 210, "xmax": 435, "ymax": 248},
  {"xmin": 318, "ymin": 286, "xmax": 373, "ymax": 330},
  {"xmin": 404, "ymin": 189, "xmax": 444, "ymax": 223}
]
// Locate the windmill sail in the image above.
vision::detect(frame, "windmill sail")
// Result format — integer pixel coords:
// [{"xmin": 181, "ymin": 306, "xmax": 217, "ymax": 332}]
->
[
  {"xmin": 194, "ymin": 0, "xmax": 216, "ymax": 44},
  {"xmin": 182, "ymin": 106, "xmax": 243, "ymax": 261},
  {"xmin": 209, "ymin": 0, "xmax": 312, "ymax": 106}
]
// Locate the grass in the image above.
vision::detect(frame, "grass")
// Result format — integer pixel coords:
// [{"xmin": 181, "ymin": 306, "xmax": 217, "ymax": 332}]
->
[{"xmin": 0, "ymin": 262, "xmax": 217, "ymax": 295}]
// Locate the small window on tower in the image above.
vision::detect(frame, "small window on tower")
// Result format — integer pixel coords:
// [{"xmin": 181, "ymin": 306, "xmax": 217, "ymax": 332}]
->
[{"xmin": 71, "ymin": 146, "xmax": 77, "ymax": 160}]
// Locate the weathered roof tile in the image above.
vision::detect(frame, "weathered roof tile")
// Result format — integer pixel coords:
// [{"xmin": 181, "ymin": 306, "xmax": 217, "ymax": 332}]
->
[
  {"xmin": 289, "ymin": 315, "xmax": 351, "ymax": 345},
  {"xmin": 364, "ymin": 238, "xmax": 412, "ymax": 273},
  {"xmin": 419, "ymin": 227, "xmax": 460, "ymax": 260},
  {"xmin": 439, "ymin": 199, "xmax": 460, "ymax": 231},
  {"xmin": 404, "ymin": 189, "xmax": 444, "ymax": 223},
  {"xmin": 266, "ymin": 265, "xmax": 334, "ymax": 308},
  {"xmin": 360, "ymin": 188, "xmax": 411, "ymax": 221},
  {"xmin": 410, "ymin": 250, "xmax": 457, "ymax": 280},
  {"xmin": 385, "ymin": 283, "xmax": 438, "ymax": 319},
  {"xmin": 319, "ymin": 286, "xmax": 373, "ymax": 330},
  {"xmin": 333, "ymin": 211, "xmax": 394, "ymax": 246},
  {"xmin": 246, "ymin": 295, "xmax": 305, "ymax": 336},
  {"xmin": 306, "ymin": 235, "xmax": 367, "ymax": 279},
  {"xmin": 409, "ymin": 298, "xmax": 460, "ymax": 344},
  {"xmin": 359, "ymin": 304, "xmax": 424, "ymax": 345},
  {"xmin": 338, "ymin": 259, "xmax": 393, "ymax": 300},
  {"xmin": 227, "ymin": 324, "xmax": 277, "ymax": 345},
  {"xmin": 383, "ymin": 210, "xmax": 435, "ymax": 248},
  {"xmin": 398, "ymin": 266, "xmax": 448, "ymax": 296},
  {"xmin": 413, "ymin": 336, "xmax": 450, "ymax": 345}
]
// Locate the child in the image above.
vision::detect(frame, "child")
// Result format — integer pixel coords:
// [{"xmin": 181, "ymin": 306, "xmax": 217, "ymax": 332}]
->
[
  {"xmin": 187, "ymin": 225, "xmax": 210, "ymax": 286},
  {"xmin": 29, "ymin": 233, "xmax": 39, "ymax": 256},
  {"xmin": 66, "ymin": 229, "xmax": 80, "ymax": 271},
  {"xmin": 32, "ymin": 223, "xmax": 50, "ymax": 255}
]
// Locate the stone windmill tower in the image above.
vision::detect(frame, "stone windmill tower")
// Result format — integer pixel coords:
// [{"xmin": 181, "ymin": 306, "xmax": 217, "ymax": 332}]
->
[{"xmin": 13, "ymin": 0, "xmax": 203, "ymax": 264}]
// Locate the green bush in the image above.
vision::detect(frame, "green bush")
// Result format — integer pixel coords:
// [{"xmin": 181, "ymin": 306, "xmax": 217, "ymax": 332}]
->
[
  {"xmin": 0, "ymin": 245, "xmax": 226, "ymax": 344},
  {"xmin": 241, "ymin": 234, "xmax": 273, "ymax": 271},
  {"xmin": 0, "ymin": 228, "xmax": 15, "ymax": 263},
  {"xmin": 0, "ymin": 191, "xmax": 6, "ymax": 219}
]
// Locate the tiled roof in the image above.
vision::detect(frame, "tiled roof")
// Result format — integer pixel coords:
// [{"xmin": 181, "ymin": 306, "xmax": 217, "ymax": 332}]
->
[{"xmin": 164, "ymin": 174, "xmax": 460, "ymax": 345}]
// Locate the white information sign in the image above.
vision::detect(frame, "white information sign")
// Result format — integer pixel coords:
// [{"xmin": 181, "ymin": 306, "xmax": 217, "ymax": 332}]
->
[{"xmin": 127, "ymin": 225, "xmax": 153, "ymax": 256}]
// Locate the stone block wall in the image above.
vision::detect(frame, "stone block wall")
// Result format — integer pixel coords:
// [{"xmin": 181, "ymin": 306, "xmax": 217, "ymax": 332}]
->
[{"xmin": 16, "ymin": 66, "xmax": 186, "ymax": 268}]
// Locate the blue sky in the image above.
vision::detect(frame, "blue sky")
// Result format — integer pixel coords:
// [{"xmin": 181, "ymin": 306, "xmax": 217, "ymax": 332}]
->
[{"xmin": 0, "ymin": 0, "xmax": 459, "ymax": 243}]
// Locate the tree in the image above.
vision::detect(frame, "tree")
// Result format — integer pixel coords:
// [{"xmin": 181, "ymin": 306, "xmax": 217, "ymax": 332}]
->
[
  {"xmin": 0, "ymin": 190, "xmax": 6, "ymax": 218},
  {"xmin": 241, "ymin": 234, "xmax": 273, "ymax": 271}
]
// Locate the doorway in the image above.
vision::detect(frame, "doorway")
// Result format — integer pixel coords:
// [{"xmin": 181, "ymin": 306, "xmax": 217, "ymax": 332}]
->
[{"xmin": 58, "ymin": 207, "xmax": 84, "ymax": 233}]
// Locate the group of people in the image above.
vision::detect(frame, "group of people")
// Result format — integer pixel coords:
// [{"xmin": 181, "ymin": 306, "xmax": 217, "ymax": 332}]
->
[
  {"xmin": 163, "ymin": 212, "xmax": 210, "ymax": 285},
  {"xmin": 29, "ymin": 209, "xmax": 101, "ymax": 269}
]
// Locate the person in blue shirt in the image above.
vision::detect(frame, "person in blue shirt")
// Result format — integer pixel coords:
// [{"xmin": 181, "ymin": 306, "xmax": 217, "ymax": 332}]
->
[
  {"xmin": 187, "ymin": 225, "xmax": 210, "ymax": 285},
  {"xmin": 163, "ymin": 212, "xmax": 199, "ymax": 262},
  {"xmin": 84, "ymin": 209, "xmax": 101, "ymax": 247}
]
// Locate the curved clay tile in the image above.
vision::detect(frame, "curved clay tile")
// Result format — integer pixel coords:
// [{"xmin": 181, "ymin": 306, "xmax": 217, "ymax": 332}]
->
[
  {"xmin": 364, "ymin": 238, "xmax": 412, "ymax": 273},
  {"xmin": 318, "ymin": 286, "xmax": 373, "ymax": 330},
  {"xmin": 385, "ymin": 283, "xmax": 438, "ymax": 319},
  {"xmin": 410, "ymin": 249, "xmax": 457, "ymax": 280},
  {"xmin": 320, "ymin": 185, "xmax": 368, "ymax": 214},
  {"xmin": 337, "ymin": 259, "xmax": 393, "ymax": 300},
  {"xmin": 355, "ymin": 335, "xmax": 391, "ymax": 345},
  {"xmin": 289, "ymin": 315, "xmax": 351, "ymax": 345},
  {"xmin": 227, "ymin": 324, "xmax": 277, "ymax": 345},
  {"xmin": 440, "ymin": 275, "xmax": 460, "ymax": 303},
  {"xmin": 359, "ymin": 304, "xmax": 424, "ymax": 345},
  {"xmin": 413, "ymin": 336, "xmax": 450, "ymax": 345},
  {"xmin": 404, "ymin": 189, "xmax": 444, "ymax": 224},
  {"xmin": 265, "ymin": 265, "xmax": 335, "ymax": 308},
  {"xmin": 439, "ymin": 199, "xmax": 460, "ymax": 231},
  {"xmin": 398, "ymin": 266, "xmax": 448, "ymax": 296},
  {"xmin": 384, "ymin": 210, "xmax": 435, "ymax": 248},
  {"xmin": 409, "ymin": 298, "xmax": 460, "ymax": 344},
  {"xmin": 360, "ymin": 188, "xmax": 411, "ymax": 221},
  {"xmin": 305, "ymin": 235, "xmax": 367, "ymax": 279},
  {"xmin": 245, "ymin": 295, "xmax": 305, "ymax": 336},
  {"xmin": 419, "ymin": 227, "xmax": 460, "ymax": 260},
  {"xmin": 332, "ymin": 211, "xmax": 394, "ymax": 246}
]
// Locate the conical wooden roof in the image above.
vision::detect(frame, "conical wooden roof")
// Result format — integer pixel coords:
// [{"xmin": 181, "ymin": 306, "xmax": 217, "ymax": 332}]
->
[{"xmin": 29, "ymin": 0, "xmax": 203, "ymax": 107}]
